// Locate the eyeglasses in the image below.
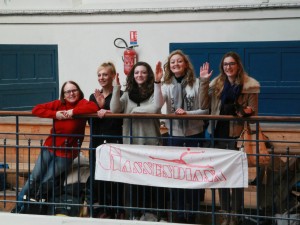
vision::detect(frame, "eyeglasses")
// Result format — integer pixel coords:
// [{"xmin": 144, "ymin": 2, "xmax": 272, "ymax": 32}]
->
[
  {"xmin": 64, "ymin": 89, "xmax": 78, "ymax": 95},
  {"xmin": 223, "ymin": 62, "xmax": 237, "ymax": 67}
]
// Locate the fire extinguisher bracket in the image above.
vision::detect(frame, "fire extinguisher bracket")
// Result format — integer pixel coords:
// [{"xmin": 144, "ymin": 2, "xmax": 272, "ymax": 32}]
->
[{"xmin": 114, "ymin": 38, "xmax": 138, "ymax": 75}]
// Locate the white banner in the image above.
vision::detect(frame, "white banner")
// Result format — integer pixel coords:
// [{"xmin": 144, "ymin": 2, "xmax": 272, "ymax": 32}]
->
[{"xmin": 95, "ymin": 144, "xmax": 248, "ymax": 189}]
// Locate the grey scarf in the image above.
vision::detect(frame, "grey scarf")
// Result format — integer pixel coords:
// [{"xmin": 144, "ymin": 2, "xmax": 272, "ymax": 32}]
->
[
  {"xmin": 171, "ymin": 76, "xmax": 188, "ymax": 131},
  {"xmin": 171, "ymin": 76, "xmax": 187, "ymax": 112}
]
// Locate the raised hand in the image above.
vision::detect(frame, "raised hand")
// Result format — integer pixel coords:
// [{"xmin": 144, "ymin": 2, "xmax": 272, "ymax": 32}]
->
[
  {"xmin": 155, "ymin": 61, "xmax": 163, "ymax": 82},
  {"xmin": 200, "ymin": 62, "xmax": 213, "ymax": 79},
  {"xmin": 113, "ymin": 73, "xmax": 120, "ymax": 86},
  {"xmin": 94, "ymin": 89, "xmax": 105, "ymax": 108}
]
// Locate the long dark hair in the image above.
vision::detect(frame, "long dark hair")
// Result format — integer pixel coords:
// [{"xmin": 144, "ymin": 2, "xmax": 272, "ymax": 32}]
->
[
  {"xmin": 125, "ymin": 61, "xmax": 154, "ymax": 99},
  {"xmin": 214, "ymin": 51, "xmax": 247, "ymax": 98},
  {"xmin": 60, "ymin": 80, "xmax": 84, "ymax": 104}
]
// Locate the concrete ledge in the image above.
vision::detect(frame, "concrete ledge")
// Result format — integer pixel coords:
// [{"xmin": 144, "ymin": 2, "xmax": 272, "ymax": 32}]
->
[{"xmin": 0, "ymin": 214, "xmax": 172, "ymax": 225}]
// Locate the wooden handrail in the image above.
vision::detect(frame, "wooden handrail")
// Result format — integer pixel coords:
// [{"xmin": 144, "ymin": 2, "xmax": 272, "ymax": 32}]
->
[{"xmin": 1, "ymin": 110, "xmax": 300, "ymax": 122}]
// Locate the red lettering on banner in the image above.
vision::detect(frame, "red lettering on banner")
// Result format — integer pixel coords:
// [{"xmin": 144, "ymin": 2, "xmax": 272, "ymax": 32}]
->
[
  {"xmin": 111, "ymin": 147, "xmax": 122, "ymax": 171},
  {"xmin": 203, "ymin": 170, "xmax": 226, "ymax": 182},
  {"xmin": 122, "ymin": 160, "xmax": 132, "ymax": 172},
  {"xmin": 133, "ymin": 162, "xmax": 142, "ymax": 173},
  {"xmin": 143, "ymin": 162, "xmax": 153, "ymax": 175},
  {"xmin": 99, "ymin": 145, "xmax": 229, "ymax": 184},
  {"xmin": 155, "ymin": 164, "xmax": 162, "ymax": 177},
  {"xmin": 193, "ymin": 170, "xmax": 204, "ymax": 182},
  {"xmin": 186, "ymin": 168, "xmax": 192, "ymax": 181},
  {"xmin": 173, "ymin": 166, "xmax": 186, "ymax": 180},
  {"xmin": 162, "ymin": 165, "xmax": 173, "ymax": 178}
]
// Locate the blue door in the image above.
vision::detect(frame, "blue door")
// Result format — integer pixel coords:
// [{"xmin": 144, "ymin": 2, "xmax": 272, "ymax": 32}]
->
[
  {"xmin": 0, "ymin": 45, "xmax": 59, "ymax": 111},
  {"xmin": 170, "ymin": 41, "xmax": 300, "ymax": 116}
]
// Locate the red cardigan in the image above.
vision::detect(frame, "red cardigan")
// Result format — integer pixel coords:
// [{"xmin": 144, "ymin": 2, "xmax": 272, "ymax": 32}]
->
[{"xmin": 32, "ymin": 99, "xmax": 98, "ymax": 158}]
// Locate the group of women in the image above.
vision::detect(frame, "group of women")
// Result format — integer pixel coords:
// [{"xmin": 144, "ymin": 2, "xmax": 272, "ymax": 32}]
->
[{"xmin": 12, "ymin": 50, "xmax": 260, "ymax": 225}]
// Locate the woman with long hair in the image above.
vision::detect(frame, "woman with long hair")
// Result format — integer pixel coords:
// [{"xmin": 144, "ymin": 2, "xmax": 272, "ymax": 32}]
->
[
  {"xmin": 199, "ymin": 51, "xmax": 260, "ymax": 225},
  {"xmin": 155, "ymin": 50, "xmax": 208, "ymax": 224},
  {"xmin": 110, "ymin": 61, "xmax": 165, "ymax": 221},
  {"xmin": 110, "ymin": 61, "xmax": 163, "ymax": 145}
]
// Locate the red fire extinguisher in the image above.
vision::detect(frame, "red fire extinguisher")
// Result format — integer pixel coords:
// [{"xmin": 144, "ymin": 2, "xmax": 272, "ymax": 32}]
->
[
  {"xmin": 114, "ymin": 38, "xmax": 138, "ymax": 76},
  {"xmin": 123, "ymin": 47, "xmax": 137, "ymax": 76}
]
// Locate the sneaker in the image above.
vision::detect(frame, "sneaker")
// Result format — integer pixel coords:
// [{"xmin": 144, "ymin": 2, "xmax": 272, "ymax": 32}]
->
[{"xmin": 140, "ymin": 212, "xmax": 158, "ymax": 222}]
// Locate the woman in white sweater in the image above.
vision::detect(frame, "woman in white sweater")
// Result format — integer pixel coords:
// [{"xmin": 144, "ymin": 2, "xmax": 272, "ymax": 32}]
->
[
  {"xmin": 110, "ymin": 61, "xmax": 163, "ymax": 145},
  {"xmin": 110, "ymin": 61, "xmax": 165, "ymax": 221},
  {"xmin": 156, "ymin": 50, "xmax": 208, "ymax": 224}
]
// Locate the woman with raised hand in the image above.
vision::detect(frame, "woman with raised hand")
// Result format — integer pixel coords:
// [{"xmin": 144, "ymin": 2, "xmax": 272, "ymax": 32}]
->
[
  {"xmin": 110, "ymin": 61, "xmax": 163, "ymax": 145},
  {"xmin": 110, "ymin": 61, "xmax": 165, "ymax": 221},
  {"xmin": 199, "ymin": 51, "xmax": 260, "ymax": 225},
  {"xmin": 88, "ymin": 62, "xmax": 124, "ymax": 218},
  {"xmin": 156, "ymin": 49, "xmax": 208, "ymax": 224}
]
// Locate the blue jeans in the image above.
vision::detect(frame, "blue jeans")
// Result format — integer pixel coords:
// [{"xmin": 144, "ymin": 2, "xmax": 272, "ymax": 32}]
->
[
  {"xmin": 168, "ymin": 133, "xmax": 205, "ymax": 222},
  {"xmin": 17, "ymin": 149, "xmax": 73, "ymax": 208},
  {"xmin": 167, "ymin": 133, "xmax": 204, "ymax": 147}
]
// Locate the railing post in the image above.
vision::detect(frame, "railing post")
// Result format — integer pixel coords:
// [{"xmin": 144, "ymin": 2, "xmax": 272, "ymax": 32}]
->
[
  {"xmin": 3, "ymin": 138, "xmax": 7, "ymax": 208},
  {"xmin": 286, "ymin": 147, "xmax": 290, "ymax": 225},
  {"xmin": 255, "ymin": 121, "xmax": 260, "ymax": 225},
  {"xmin": 15, "ymin": 115, "xmax": 20, "ymax": 209},
  {"xmin": 211, "ymin": 119, "xmax": 216, "ymax": 225},
  {"xmin": 271, "ymin": 147, "xmax": 275, "ymax": 225},
  {"xmin": 88, "ymin": 117, "xmax": 94, "ymax": 218}
]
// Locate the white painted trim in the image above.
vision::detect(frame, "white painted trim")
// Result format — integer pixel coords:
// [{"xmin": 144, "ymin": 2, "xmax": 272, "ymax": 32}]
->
[
  {"xmin": 0, "ymin": 3, "xmax": 300, "ymax": 14},
  {"xmin": 0, "ymin": 8, "xmax": 300, "ymax": 24},
  {"xmin": 0, "ymin": 0, "xmax": 300, "ymax": 15}
]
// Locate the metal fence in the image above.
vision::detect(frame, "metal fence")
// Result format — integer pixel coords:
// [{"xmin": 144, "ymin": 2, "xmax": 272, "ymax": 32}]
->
[{"xmin": 1, "ymin": 111, "xmax": 300, "ymax": 225}]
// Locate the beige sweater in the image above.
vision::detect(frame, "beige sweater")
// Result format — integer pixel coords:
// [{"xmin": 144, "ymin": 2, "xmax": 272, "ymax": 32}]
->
[{"xmin": 199, "ymin": 75, "xmax": 260, "ymax": 137}]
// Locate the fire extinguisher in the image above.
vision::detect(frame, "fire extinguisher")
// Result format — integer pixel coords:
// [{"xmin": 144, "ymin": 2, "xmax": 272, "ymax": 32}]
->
[{"xmin": 114, "ymin": 38, "xmax": 138, "ymax": 75}]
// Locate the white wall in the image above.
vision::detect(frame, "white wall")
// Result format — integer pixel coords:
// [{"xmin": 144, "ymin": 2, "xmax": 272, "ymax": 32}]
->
[{"xmin": 0, "ymin": 0, "xmax": 300, "ymax": 98}]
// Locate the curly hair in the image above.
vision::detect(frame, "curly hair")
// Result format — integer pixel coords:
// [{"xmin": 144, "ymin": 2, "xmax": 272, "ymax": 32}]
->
[
  {"xmin": 214, "ymin": 51, "xmax": 247, "ymax": 98},
  {"xmin": 163, "ymin": 49, "xmax": 196, "ymax": 86},
  {"xmin": 125, "ymin": 61, "xmax": 154, "ymax": 98}
]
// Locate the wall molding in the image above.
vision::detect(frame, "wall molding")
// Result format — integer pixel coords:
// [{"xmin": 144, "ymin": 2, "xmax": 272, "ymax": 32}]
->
[{"xmin": 0, "ymin": 2, "xmax": 300, "ymax": 16}]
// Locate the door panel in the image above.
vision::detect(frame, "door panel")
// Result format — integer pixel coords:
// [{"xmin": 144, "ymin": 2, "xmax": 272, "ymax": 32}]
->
[
  {"xmin": 170, "ymin": 41, "xmax": 300, "ymax": 116},
  {"xmin": 0, "ymin": 45, "xmax": 58, "ymax": 111}
]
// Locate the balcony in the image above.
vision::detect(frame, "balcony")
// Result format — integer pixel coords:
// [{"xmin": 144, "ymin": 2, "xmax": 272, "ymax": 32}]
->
[{"xmin": 1, "ymin": 111, "xmax": 300, "ymax": 225}]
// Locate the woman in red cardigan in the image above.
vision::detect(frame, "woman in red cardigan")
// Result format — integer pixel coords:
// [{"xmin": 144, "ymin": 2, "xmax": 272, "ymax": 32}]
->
[{"xmin": 12, "ymin": 80, "xmax": 98, "ymax": 213}]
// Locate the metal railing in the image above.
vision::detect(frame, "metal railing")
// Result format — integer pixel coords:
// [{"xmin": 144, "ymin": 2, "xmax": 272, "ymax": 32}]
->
[{"xmin": 1, "ymin": 111, "xmax": 300, "ymax": 225}]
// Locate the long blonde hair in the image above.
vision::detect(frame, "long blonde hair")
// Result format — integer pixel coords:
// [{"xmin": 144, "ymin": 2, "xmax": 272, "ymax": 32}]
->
[{"xmin": 163, "ymin": 50, "xmax": 196, "ymax": 86}]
